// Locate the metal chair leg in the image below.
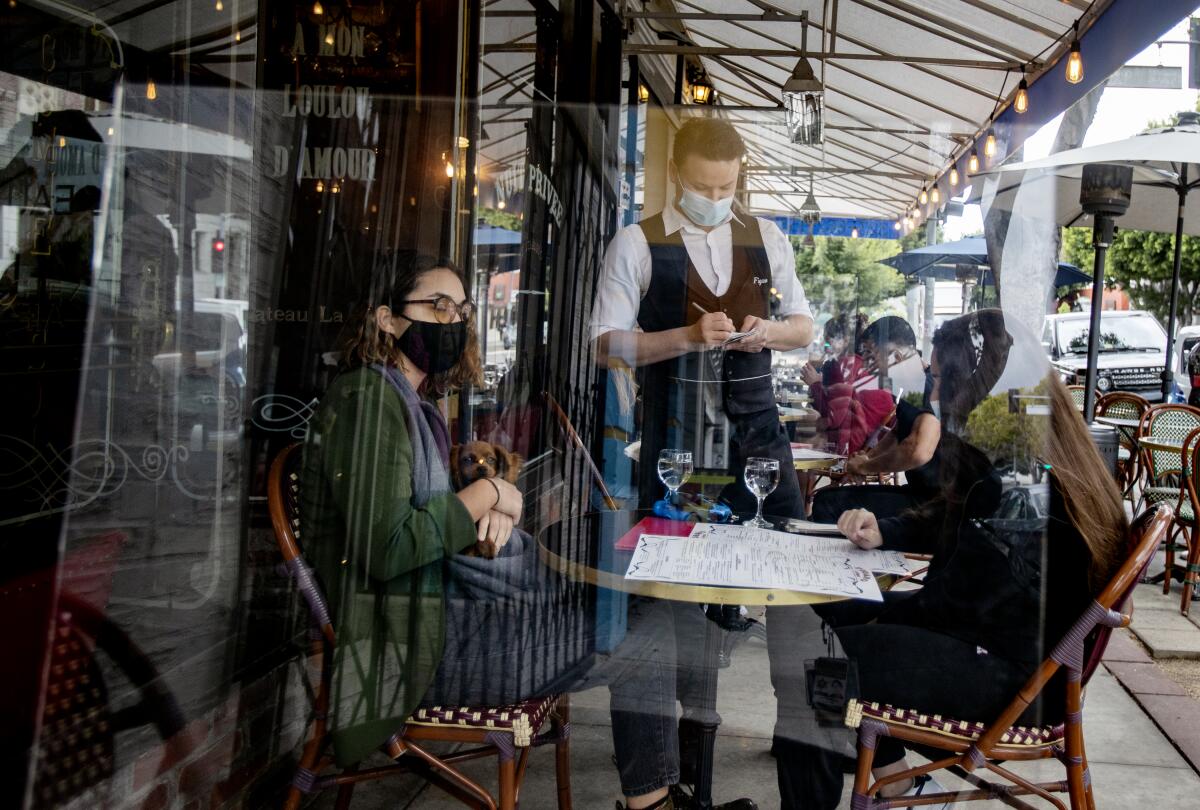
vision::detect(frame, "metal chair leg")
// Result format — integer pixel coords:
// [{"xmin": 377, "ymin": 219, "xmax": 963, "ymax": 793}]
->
[{"xmin": 1181, "ymin": 525, "xmax": 1199, "ymax": 614}]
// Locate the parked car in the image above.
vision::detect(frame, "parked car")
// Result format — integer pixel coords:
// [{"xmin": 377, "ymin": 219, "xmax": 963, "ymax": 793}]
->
[
  {"xmin": 1176, "ymin": 324, "xmax": 1200, "ymax": 402},
  {"xmin": 1042, "ymin": 310, "xmax": 1168, "ymax": 402},
  {"xmin": 1188, "ymin": 341, "xmax": 1200, "ymax": 408}
]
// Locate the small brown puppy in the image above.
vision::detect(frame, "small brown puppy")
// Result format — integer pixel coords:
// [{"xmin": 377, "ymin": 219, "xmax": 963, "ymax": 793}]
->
[
  {"xmin": 451, "ymin": 441, "xmax": 523, "ymax": 559},
  {"xmin": 450, "ymin": 441, "xmax": 523, "ymax": 490}
]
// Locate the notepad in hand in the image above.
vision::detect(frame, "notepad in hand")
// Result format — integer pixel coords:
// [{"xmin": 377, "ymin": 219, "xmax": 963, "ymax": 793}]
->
[{"xmin": 722, "ymin": 331, "xmax": 754, "ymax": 346}]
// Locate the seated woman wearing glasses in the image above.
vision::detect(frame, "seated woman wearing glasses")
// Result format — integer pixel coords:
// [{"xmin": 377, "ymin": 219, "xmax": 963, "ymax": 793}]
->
[
  {"xmin": 769, "ymin": 310, "xmax": 1128, "ymax": 809},
  {"xmin": 302, "ymin": 251, "xmax": 718, "ymax": 810}
]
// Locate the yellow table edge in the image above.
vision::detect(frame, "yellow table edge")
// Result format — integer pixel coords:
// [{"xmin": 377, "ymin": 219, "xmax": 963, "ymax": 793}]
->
[{"xmin": 538, "ymin": 533, "xmax": 890, "ymax": 606}]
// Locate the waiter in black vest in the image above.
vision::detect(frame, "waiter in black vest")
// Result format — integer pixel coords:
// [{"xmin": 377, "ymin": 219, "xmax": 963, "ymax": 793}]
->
[{"xmin": 594, "ymin": 117, "xmax": 813, "ymax": 520}]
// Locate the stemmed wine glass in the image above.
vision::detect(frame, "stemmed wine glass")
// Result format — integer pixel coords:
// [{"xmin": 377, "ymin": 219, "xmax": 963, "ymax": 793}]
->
[
  {"xmin": 742, "ymin": 457, "xmax": 780, "ymax": 528},
  {"xmin": 657, "ymin": 449, "xmax": 694, "ymax": 507}
]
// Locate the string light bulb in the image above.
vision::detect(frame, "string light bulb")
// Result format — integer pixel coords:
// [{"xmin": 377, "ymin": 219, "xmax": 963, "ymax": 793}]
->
[
  {"xmin": 1014, "ymin": 78, "xmax": 1029, "ymax": 114},
  {"xmin": 445, "ymin": 162, "xmax": 454, "ymax": 178},
  {"xmin": 146, "ymin": 79, "xmax": 157, "ymax": 100},
  {"xmin": 894, "ymin": 221, "xmax": 902, "ymax": 231},
  {"xmin": 949, "ymin": 166, "xmax": 959, "ymax": 187},
  {"xmin": 851, "ymin": 227, "xmax": 860, "ymax": 239},
  {"xmin": 984, "ymin": 127, "xmax": 997, "ymax": 158},
  {"xmin": 312, "ymin": 1, "xmax": 324, "ymax": 14},
  {"xmin": 235, "ymin": 29, "xmax": 241, "ymax": 42},
  {"xmin": 315, "ymin": 180, "xmax": 324, "ymax": 192},
  {"xmin": 324, "ymin": 29, "xmax": 335, "ymax": 46},
  {"xmin": 215, "ymin": 0, "xmax": 223, "ymax": 10},
  {"xmin": 919, "ymin": 188, "xmax": 928, "ymax": 205},
  {"xmin": 931, "ymin": 185, "xmax": 941, "ymax": 205},
  {"xmin": 968, "ymin": 149, "xmax": 980, "ymax": 175},
  {"xmin": 1066, "ymin": 25, "xmax": 1084, "ymax": 85},
  {"xmin": 497, "ymin": 200, "xmax": 506, "ymax": 210}
]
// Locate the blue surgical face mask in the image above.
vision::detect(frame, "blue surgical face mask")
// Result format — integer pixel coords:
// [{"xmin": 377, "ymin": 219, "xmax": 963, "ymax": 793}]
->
[{"xmin": 677, "ymin": 183, "xmax": 734, "ymax": 228}]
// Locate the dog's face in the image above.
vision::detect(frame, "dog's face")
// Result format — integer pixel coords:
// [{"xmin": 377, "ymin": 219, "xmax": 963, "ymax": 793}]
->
[{"xmin": 450, "ymin": 441, "xmax": 523, "ymax": 490}]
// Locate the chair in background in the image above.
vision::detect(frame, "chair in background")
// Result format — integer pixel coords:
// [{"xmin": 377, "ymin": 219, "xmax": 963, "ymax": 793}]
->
[
  {"xmin": 268, "ymin": 444, "xmax": 573, "ymax": 810},
  {"xmin": 1065, "ymin": 385, "xmax": 1100, "ymax": 416},
  {"xmin": 1136, "ymin": 404, "xmax": 1200, "ymax": 595},
  {"xmin": 1096, "ymin": 392, "xmax": 1152, "ymax": 508},
  {"xmin": 844, "ymin": 504, "xmax": 1173, "ymax": 810},
  {"xmin": 1179, "ymin": 427, "xmax": 1200, "ymax": 613}
]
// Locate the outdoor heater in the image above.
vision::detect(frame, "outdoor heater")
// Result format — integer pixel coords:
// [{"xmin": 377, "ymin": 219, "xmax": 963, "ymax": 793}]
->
[{"xmin": 1079, "ymin": 163, "xmax": 1133, "ymax": 473}]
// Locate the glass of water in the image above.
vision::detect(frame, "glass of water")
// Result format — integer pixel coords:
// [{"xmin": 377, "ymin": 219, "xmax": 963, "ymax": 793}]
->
[
  {"xmin": 742, "ymin": 457, "xmax": 780, "ymax": 528},
  {"xmin": 657, "ymin": 449, "xmax": 693, "ymax": 506}
]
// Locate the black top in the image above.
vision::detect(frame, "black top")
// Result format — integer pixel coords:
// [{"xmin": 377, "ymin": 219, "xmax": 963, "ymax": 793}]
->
[
  {"xmin": 893, "ymin": 399, "xmax": 940, "ymax": 496},
  {"xmin": 878, "ymin": 470, "xmax": 1094, "ymax": 668}
]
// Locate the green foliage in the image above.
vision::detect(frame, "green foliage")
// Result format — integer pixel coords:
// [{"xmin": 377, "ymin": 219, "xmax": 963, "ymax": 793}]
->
[
  {"xmin": 794, "ymin": 235, "xmax": 907, "ymax": 319},
  {"xmin": 965, "ymin": 382, "xmax": 1048, "ymax": 470},
  {"xmin": 1060, "ymin": 226, "xmax": 1200, "ymax": 325},
  {"xmin": 478, "ymin": 207, "xmax": 523, "ymax": 231}
]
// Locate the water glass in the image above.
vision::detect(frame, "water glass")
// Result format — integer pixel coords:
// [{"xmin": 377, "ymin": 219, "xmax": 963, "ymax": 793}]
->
[
  {"xmin": 742, "ymin": 457, "xmax": 780, "ymax": 528},
  {"xmin": 657, "ymin": 449, "xmax": 693, "ymax": 506}
]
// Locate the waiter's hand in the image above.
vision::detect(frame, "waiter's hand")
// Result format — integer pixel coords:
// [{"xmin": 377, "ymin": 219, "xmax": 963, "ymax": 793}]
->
[
  {"xmin": 687, "ymin": 312, "xmax": 735, "ymax": 348},
  {"xmin": 837, "ymin": 508, "xmax": 883, "ymax": 549},
  {"xmin": 729, "ymin": 315, "xmax": 769, "ymax": 352}
]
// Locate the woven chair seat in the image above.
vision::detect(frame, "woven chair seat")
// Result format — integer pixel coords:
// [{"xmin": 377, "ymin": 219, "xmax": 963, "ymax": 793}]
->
[
  {"xmin": 407, "ymin": 695, "xmax": 560, "ymax": 747},
  {"xmin": 846, "ymin": 700, "xmax": 1064, "ymax": 748},
  {"xmin": 1143, "ymin": 487, "xmax": 1194, "ymax": 522}
]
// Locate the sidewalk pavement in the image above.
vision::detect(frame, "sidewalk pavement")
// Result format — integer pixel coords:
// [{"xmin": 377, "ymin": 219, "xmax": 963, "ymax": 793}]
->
[{"xmin": 311, "ymin": 607, "xmax": 1200, "ymax": 809}]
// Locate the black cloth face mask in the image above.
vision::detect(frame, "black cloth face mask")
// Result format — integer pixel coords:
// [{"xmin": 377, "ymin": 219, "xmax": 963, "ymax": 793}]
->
[{"xmin": 396, "ymin": 317, "xmax": 467, "ymax": 375}]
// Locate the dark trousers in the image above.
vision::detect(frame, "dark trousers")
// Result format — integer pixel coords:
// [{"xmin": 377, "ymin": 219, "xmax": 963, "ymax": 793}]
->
[
  {"xmin": 810, "ymin": 484, "xmax": 923, "ymax": 524},
  {"xmin": 769, "ymin": 596, "xmax": 1038, "ymax": 809},
  {"xmin": 720, "ymin": 408, "xmax": 805, "ymax": 521}
]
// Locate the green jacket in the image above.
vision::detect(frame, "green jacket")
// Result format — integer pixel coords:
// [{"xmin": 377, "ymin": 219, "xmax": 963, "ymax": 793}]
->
[{"xmin": 301, "ymin": 367, "xmax": 476, "ymax": 765}]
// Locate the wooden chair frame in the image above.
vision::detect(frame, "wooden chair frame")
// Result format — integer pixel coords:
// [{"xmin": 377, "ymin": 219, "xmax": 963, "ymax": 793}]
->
[
  {"xmin": 1179, "ymin": 427, "xmax": 1200, "ymax": 613},
  {"xmin": 1095, "ymin": 391, "xmax": 1151, "ymax": 508},
  {"xmin": 1134, "ymin": 404, "xmax": 1200, "ymax": 593},
  {"xmin": 845, "ymin": 505, "xmax": 1174, "ymax": 810},
  {"xmin": 268, "ymin": 443, "xmax": 572, "ymax": 810}
]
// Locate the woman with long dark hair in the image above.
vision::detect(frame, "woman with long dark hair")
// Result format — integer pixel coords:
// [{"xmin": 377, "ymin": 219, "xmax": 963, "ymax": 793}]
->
[
  {"xmin": 769, "ymin": 309, "xmax": 1128, "ymax": 809},
  {"xmin": 301, "ymin": 252, "xmax": 703, "ymax": 809}
]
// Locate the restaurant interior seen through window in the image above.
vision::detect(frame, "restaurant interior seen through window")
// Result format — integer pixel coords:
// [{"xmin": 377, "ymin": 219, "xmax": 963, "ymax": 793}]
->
[{"xmin": 5, "ymin": 2, "xmax": 1200, "ymax": 809}]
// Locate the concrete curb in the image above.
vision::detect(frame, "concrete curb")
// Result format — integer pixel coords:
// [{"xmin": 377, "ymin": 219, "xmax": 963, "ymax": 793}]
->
[{"xmin": 1103, "ymin": 631, "xmax": 1200, "ymax": 774}]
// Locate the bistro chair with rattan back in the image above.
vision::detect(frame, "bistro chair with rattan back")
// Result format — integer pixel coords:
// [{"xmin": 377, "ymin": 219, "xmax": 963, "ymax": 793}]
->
[
  {"xmin": 1179, "ymin": 427, "xmax": 1200, "ymax": 613},
  {"xmin": 1135, "ymin": 404, "xmax": 1200, "ymax": 594},
  {"xmin": 1065, "ymin": 385, "xmax": 1099, "ymax": 417},
  {"xmin": 1096, "ymin": 391, "xmax": 1152, "ymax": 507},
  {"xmin": 844, "ymin": 504, "xmax": 1174, "ymax": 810},
  {"xmin": 268, "ymin": 443, "xmax": 573, "ymax": 810}
]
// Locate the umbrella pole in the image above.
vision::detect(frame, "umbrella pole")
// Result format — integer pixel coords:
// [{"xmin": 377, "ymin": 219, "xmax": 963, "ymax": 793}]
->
[
  {"xmin": 1083, "ymin": 215, "xmax": 1117, "ymax": 422},
  {"xmin": 1161, "ymin": 167, "xmax": 1188, "ymax": 401}
]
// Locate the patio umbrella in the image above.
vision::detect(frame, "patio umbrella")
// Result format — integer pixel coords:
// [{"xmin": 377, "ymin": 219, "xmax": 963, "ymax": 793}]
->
[
  {"xmin": 882, "ymin": 237, "xmax": 1089, "ymax": 287},
  {"xmin": 980, "ymin": 113, "xmax": 1200, "ymax": 402}
]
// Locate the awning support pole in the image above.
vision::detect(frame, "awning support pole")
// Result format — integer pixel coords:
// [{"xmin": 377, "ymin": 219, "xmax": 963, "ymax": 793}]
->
[{"xmin": 1162, "ymin": 165, "xmax": 1188, "ymax": 401}]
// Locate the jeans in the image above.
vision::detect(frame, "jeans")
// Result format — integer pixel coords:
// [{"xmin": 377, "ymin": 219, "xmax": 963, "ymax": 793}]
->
[
  {"xmin": 720, "ymin": 408, "xmax": 805, "ymax": 520},
  {"xmin": 427, "ymin": 538, "xmax": 682, "ymax": 799},
  {"xmin": 769, "ymin": 596, "xmax": 1039, "ymax": 809}
]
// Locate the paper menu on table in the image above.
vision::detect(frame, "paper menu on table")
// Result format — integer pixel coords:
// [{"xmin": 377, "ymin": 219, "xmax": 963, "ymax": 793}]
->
[
  {"xmin": 778, "ymin": 518, "xmax": 843, "ymax": 536},
  {"xmin": 623, "ymin": 533, "xmax": 884, "ymax": 602},
  {"xmin": 688, "ymin": 523, "xmax": 909, "ymax": 576},
  {"xmin": 791, "ymin": 448, "xmax": 843, "ymax": 462}
]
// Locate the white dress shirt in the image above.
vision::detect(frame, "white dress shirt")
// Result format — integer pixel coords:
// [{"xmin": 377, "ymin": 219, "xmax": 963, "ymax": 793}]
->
[{"xmin": 591, "ymin": 202, "xmax": 812, "ymax": 341}]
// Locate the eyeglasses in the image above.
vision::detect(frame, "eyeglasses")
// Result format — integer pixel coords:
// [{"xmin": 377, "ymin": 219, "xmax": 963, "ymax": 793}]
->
[{"xmin": 397, "ymin": 295, "xmax": 476, "ymax": 324}]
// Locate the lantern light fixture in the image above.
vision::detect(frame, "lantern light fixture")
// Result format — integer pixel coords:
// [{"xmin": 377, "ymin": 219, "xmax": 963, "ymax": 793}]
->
[
  {"xmin": 690, "ymin": 78, "xmax": 714, "ymax": 105},
  {"xmin": 782, "ymin": 22, "xmax": 824, "ymax": 146},
  {"xmin": 638, "ymin": 83, "xmax": 649, "ymax": 103}
]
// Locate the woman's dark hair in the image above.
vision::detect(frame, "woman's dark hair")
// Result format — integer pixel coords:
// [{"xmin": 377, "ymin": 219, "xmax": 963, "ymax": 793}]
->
[
  {"xmin": 931, "ymin": 309, "xmax": 1012, "ymax": 432},
  {"xmin": 861, "ymin": 316, "xmax": 916, "ymax": 351},
  {"xmin": 341, "ymin": 250, "xmax": 483, "ymax": 395},
  {"xmin": 672, "ymin": 117, "xmax": 746, "ymax": 164}
]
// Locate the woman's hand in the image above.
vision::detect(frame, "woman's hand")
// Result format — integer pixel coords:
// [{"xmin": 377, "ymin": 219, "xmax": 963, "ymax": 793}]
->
[
  {"xmin": 799, "ymin": 361, "xmax": 821, "ymax": 386},
  {"xmin": 837, "ymin": 508, "xmax": 883, "ymax": 549},
  {"xmin": 474, "ymin": 509, "xmax": 514, "ymax": 558},
  {"xmin": 488, "ymin": 477, "xmax": 523, "ymax": 522}
]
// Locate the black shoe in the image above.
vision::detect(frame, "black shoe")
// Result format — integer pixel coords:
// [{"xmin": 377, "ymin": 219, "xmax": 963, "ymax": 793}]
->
[{"xmin": 669, "ymin": 783, "xmax": 758, "ymax": 810}]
